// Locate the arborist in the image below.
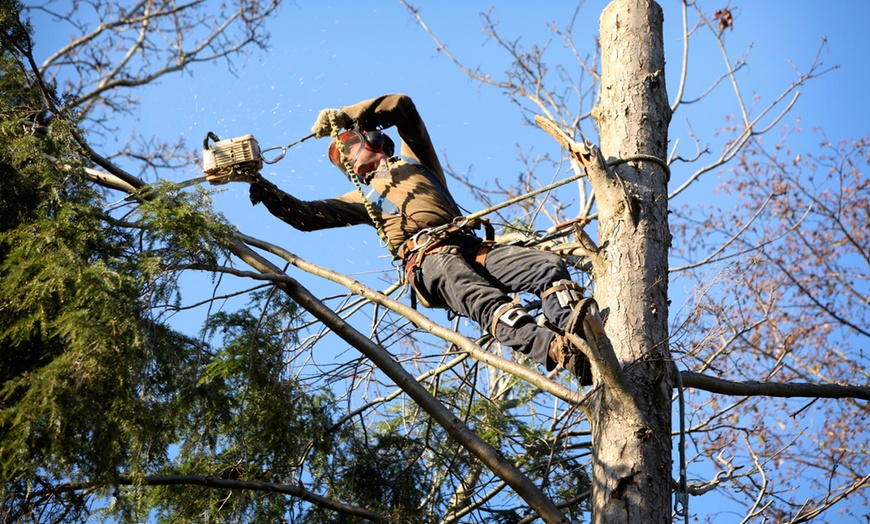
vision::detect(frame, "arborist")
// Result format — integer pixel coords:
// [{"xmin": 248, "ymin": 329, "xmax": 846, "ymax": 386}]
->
[{"xmin": 242, "ymin": 93, "xmax": 596, "ymax": 384}]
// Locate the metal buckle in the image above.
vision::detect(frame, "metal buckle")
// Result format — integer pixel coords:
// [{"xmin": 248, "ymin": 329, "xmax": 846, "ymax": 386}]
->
[{"xmin": 408, "ymin": 229, "xmax": 434, "ymax": 253}]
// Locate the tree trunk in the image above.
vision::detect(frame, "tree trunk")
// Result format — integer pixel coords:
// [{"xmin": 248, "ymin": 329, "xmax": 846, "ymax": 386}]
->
[{"xmin": 589, "ymin": 0, "xmax": 673, "ymax": 522}]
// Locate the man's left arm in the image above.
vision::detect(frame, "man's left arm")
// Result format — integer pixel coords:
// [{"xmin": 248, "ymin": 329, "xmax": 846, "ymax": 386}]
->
[{"xmin": 341, "ymin": 94, "xmax": 445, "ymax": 181}]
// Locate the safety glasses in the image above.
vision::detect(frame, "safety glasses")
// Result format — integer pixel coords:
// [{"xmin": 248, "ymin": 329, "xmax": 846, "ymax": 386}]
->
[
  {"xmin": 344, "ymin": 129, "xmax": 385, "ymax": 152},
  {"xmin": 328, "ymin": 127, "xmax": 390, "ymax": 174},
  {"xmin": 342, "ymin": 129, "xmax": 385, "ymax": 165}
]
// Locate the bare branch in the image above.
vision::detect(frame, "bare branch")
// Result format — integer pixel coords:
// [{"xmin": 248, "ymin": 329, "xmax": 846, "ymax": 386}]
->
[
  {"xmin": 681, "ymin": 371, "xmax": 870, "ymax": 401},
  {"xmin": 119, "ymin": 474, "xmax": 391, "ymax": 523},
  {"xmin": 230, "ymin": 233, "xmax": 586, "ymax": 407}
]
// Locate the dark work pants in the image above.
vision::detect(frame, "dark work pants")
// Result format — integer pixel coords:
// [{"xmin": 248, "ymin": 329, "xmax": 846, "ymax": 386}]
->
[{"xmin": 419, "ymin": 236, "xmax": 573, "ymax": 370}]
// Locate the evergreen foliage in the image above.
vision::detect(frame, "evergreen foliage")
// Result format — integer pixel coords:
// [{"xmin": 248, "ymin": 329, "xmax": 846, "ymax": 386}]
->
[
  {"xmin": 2, "ymin": 1, "xmax": 606, "ymax": 522},
  {"xmin": 1, "ymin": 7, "xmax": 344, "ymax": 521},
  {"xmin": 1, "ymin": 7, "xmax": 479, "ymax": 521}
]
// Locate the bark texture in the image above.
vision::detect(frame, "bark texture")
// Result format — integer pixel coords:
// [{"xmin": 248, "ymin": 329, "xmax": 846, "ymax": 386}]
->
[{"xmin": 589, "ymin": 0, "xmax": 673, "ymax": 522}]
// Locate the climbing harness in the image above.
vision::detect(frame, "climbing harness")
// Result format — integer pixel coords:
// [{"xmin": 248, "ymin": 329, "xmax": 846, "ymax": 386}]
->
[
  {"xmin": 397, "ymin": 216, "xmax": 492, "ymax": 258},
  {"xmin": 398, "ymin": 216, "xmax": 496, "ymax": 310},
  {"xmin": 320, "ymin": 117, "xmax": 489, "ymax": 309}
]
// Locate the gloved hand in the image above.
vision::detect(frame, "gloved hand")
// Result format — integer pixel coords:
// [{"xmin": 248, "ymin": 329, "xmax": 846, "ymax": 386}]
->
[
  {"xmin": 311, "ymin": 108, "xmax": 350, "ymax": 139},
  {"xmin": 206, "ymin": 167, "xmax": 262, "ymax": 186}
]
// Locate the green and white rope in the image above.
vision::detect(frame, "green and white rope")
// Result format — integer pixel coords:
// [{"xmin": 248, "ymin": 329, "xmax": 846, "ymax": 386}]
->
[{"xmin": 328, "ymin": 114, "xmax": 398, "ymax": 260}]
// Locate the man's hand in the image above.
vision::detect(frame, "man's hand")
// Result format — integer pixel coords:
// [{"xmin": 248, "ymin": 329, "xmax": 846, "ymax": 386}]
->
[
  {"xmin": 206, "ymin": 168, "xmax": 261, "ymax": 186},
  {"xmin": 311, "ymin": 108, "xmax": 350, "ymax": 138}
]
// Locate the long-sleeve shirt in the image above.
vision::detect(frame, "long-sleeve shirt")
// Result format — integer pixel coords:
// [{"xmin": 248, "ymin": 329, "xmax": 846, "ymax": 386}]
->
[{"xmin": 249, "ymin": 94, "xmax": 460, "ymax": 251}]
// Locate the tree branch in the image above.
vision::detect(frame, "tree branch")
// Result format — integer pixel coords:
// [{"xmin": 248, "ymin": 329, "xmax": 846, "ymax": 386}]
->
[
  {"xmin": 224, "ymin": 234, "xmax": 585, "ymax": 407},
  {"xmin": 117, "ymin": 474, "xmax": 389, "ymax": 523},
  {"xmin": 224, "ymin": 236, "xmax": 572, "ymax": 524},
  {"xmin": 680, "ymin": 371, "xmax": 870, "ymax": 401}
]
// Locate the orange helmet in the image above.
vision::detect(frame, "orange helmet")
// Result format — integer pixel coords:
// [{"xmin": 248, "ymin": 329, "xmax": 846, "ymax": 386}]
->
[{"xmin": 327, "ymin": 127, "xmax": 395, "ymax": 173}]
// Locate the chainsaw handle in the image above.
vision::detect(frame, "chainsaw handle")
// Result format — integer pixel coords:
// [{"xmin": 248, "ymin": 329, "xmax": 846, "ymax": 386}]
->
[{"xmin": 203, "ymin": 132, "xmax": 221, "ymax": 150}]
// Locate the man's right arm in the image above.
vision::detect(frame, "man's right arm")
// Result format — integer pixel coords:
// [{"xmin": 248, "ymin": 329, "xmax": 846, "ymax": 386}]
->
[{"xmin": 249, "ymin": 177, "xmax": 372, "ymax": 231}]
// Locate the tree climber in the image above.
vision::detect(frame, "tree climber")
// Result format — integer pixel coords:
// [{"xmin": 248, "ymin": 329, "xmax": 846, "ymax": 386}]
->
[{"xmin": 245, "ymin": 93, "xmax": 595, "ymax": 384}]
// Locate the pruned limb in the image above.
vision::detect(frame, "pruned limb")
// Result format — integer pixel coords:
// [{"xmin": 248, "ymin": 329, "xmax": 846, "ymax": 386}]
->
[
  {"xmin": 535, "ymin": 116, "xmax": 643, "ymax": 409},
  {"xmin": 534, "ymin": 114, "xmax": 613, "ymax": 271},
  {"xmin": 562, "ymin": 304, "xmax": 635, "ymax": 412},
  {"xmin": 535, "ymin": 114, "xmax": 593, "ymax": 159},
  {"xmin": 534, "ymin": 115, "xmax": 611, "ymax": 186}
]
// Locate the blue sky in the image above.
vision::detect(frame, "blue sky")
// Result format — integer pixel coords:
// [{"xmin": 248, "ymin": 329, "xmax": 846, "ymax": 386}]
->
[
  {"xmin": 120, "ymin": 0, "xmax": 869, "ymax": 272},
  {"xmin": 26, "ymin": 0, "xmax": 870, "ymax": 521}
]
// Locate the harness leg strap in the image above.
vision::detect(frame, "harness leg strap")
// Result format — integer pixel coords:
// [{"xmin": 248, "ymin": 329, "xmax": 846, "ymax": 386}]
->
[{"xmin": 489, "ymin": 300, "xmax": 534, "ymax": 338}]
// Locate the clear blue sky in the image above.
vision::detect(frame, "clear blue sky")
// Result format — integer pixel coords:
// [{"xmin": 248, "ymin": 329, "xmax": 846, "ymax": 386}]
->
[
  {"xmin": 117, "ymin": 0, "xmax": 869, "ymax": 274},
  {"xmin": 26, "ymin": 0, "xmax": 870, "ymax": 521}
]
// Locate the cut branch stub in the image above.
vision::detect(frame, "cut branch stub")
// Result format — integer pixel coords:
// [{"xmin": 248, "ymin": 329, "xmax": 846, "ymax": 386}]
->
[{"xmin": 534, "ymin": 115, "xmax": 613, "ymax": 187}]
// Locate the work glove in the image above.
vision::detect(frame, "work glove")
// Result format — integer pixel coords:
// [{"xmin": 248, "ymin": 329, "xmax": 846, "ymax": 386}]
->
[
  {"xmin": 206, "ymin": 167, "xmax": 261, "ymax": 186},
  {"xmin": 311, "ymin": 108, "xmax": 350, "ymax": 139}
]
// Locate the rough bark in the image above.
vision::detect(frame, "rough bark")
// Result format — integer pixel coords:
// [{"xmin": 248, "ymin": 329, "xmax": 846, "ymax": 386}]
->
[{"xmin": 588, "ymin": 0, "xmax": 673, "ymax": 522}]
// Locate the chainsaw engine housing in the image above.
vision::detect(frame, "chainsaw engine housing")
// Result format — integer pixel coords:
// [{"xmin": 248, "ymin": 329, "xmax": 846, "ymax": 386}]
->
[{"xmin": 202, "ymin": 133, "xmax": 262, "ymax": 184}]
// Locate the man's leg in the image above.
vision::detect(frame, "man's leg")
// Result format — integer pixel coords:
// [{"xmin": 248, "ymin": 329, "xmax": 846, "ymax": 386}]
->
[
  {"xmin": 418, "ymin": 249, "xmax": 553, "ymax": 365},
  {"xmin": 478, "ymin": 244, "xmax": 575, "ymax": 326},
  {"xmin": 480, "ymin": 244, "xmax": 594, "ymax": 383}
]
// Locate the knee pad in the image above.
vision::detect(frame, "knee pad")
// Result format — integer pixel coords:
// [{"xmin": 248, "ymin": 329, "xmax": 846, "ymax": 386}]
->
[{"xmin": 541, "ymin": 279, "xmax": 585, "ymax": 309}]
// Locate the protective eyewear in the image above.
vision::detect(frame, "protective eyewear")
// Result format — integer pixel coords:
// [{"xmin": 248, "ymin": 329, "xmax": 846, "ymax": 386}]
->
[{"xmin": 342, "ymin": 128, "xmax": 386, "ymax": 164}]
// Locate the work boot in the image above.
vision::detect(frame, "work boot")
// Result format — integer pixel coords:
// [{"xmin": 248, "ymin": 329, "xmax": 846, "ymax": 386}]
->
[
  {"xmin": 550, "ymin": 297, "xmax": 597, "ymax": 386},
  {"xmin": 549, "ymin": 335, "xmax": 593, "ymax": 385},
  {"xmin": 548, "ymin": 297, "xmax": 598, "ymax": 386}
]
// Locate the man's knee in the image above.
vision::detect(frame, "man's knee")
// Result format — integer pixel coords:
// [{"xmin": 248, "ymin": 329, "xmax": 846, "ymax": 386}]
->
[{"xmin": 533, "ymin": 251, "xmax": 570, "ymax": 284}]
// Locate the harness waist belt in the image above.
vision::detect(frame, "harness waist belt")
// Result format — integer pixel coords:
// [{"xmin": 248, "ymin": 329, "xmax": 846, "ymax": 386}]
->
[{"xmin": 398, "ymin": 217, "xmax": 494, "ymax": 260}]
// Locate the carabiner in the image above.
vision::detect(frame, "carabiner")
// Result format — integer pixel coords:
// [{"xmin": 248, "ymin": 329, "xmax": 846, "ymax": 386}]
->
[
  {"xmin": 409, "ymin": 229, "xmax": 434, "ymax": 252},
  {"xmin": 261, "ymin": 146, "xmax": 286, "ymax": 165}
]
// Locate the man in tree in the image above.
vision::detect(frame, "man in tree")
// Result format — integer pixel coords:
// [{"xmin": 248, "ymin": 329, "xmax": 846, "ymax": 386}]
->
[{"xmin": 245, "ymin": 93, "xmax": 595, "ymax": 384}]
